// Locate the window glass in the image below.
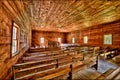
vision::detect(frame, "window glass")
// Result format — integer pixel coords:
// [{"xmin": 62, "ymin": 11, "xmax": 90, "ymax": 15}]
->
[
  {"xmin": 72, "ymin": 37, "xmax": 75, "ymax": 43},
  {"xmin": 84, "ymin": 36, "xmax": 88, "ymax": 44},
  {"xmin": 40, "ymin": 37, "xmax": 44, "ymax": 43},
  {"xmin": 12, "ymin": 23, "xmax": 19, "ymax": 56},
  {"xmin": 58, "ymin": 38, "xmax": 61, "ymax": 43},
  {"xmin": 104, "ymin": 34, "xmax": 112, "ymax": 44}
]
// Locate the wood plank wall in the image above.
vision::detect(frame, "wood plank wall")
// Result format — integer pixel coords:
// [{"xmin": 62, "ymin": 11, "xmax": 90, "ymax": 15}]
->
[
  {"xmin": 32, "ymin": 31, "xmax": 67, "ymax": 47},
  {"xmin": 0, "ymin": 1, "xmax": 31, "ymax": 79},
  {"xmin": 67, "ymin": 20, "xmax": 120, "ymax": 48}
]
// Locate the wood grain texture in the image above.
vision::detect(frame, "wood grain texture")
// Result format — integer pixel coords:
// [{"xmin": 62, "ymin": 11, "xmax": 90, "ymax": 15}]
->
[
  {"xmin": 0, "ymin": 1, "xmax": 31, "ymax": 79},
  {"xmin": 32, "ymin": 31, "xmax": 66, "ymax": 47},
  {"xmin": 67, "ymin": 20, "xmax": 120, "ymax": 48},
  {"xmin": 4, "ymin": 0, "xmax": 119, "ymax": 32}
]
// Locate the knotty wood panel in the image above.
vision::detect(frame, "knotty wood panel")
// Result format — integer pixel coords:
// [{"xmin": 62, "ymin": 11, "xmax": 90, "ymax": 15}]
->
[
  {"xmin": 67, "ymin": 20, "xmax": 120, "ymax": 48},
  {"xmin": 0, "ymin": 1, "xmax": 31, "ymax": 79},
  {"xmin": 32, "ymin": 31, "xmax": 66, "ymax": 47}
]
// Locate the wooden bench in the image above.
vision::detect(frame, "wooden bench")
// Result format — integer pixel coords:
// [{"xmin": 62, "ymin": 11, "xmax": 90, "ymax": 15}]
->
[
  {"xmin": 14, "ymin": 64, "xmax": 70, "ymax": 80},
  {"xmin": 22, "ymin": 53, "xmax": 68, "ymax": 62},
  {"xmin": 105, "ymin": 67, "xmax": 120, "ymax": 79},
  {"xmin": 14, "ymin": 58, "xmax": 56, "ymax": 70},
  {"xmin": 112, "ymin": 55, "xmax": 120, "ymax": 63},
  {"xmin": 96, "ymin": 68, "xmax": 114, "ymax": 79},
  {"xmin": 22, "ymin": 51, "xmax": 82, "ymax": 63},
  {"xmin": 13, "ymin": 63, "xmax": 57, "ymax": 79},
  {"xmin": 114, "ymin": 73, "xmax": 120, "ymax": 80},
  {"xmin": 36, "ymin": 61, "xmax": 84, "ymax": 80},
  {"xmin": 15, "ymin": 52, "xmax": 83, "ymax": 70},
  {"xmin": 13, "ymin": 53, "xmax": 84, "ymax": 80},
  {"xmin": 35, "ymin": 65, "xmax": 70, "ymax": 80},
  {"xmin": 72, "ymin": 61, "xmax": 84, "ymax": 72},
  {"xmin": 22, "ymin": 50, "xmax": 66, "ymax": 59}
]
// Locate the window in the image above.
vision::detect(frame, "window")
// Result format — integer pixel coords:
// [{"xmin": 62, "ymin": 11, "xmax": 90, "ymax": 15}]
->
[
  {"xmin": 58, "ymin": 37, "xmax": 61, "ymax": 43},
  {"xmin": 72, "ymin": 37, "xmax": 75, "ymax": 43},
  {"xmin": 104, "ymin": 34, "xmax": 112, "ymax": 45},
  {"xmin": 40, "ymin": 37, "xmax": 44, "ymax": 43},
  {"xmin": 12, "ymin": 23, "xmax": 19, "ymax": 56},
  {"xmin": 84, "ymin": 36, "xmax": 88, "ymax": 44}
]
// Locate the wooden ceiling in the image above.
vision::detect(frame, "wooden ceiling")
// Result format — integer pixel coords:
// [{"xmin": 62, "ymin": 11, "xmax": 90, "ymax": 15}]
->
[{"xmin": 2, "ymin": 0, "xmax": 120, "ymax": 32}]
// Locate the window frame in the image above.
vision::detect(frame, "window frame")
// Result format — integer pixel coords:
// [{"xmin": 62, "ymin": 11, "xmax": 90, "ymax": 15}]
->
[
  {"xmin": 72, "ymin": 37, "xmax": 75, "ymax": 43},
  {"xmin": 11, "ymin": 21, "xmax": 20, "ymax": 57},
  {"xmin": 84, "ymin": 36, "xmax": 88, "ymax": 44},
  {"xmin": 58, "ymin": 37, "xmax": 61, "ymax": 43},
  {"xmin": 104, "ymin": 34, "xmax": 112, "ymax": 45},
  {"xmin": 40, "ymin": 37, "xmax": 44, "ymax": 43}
]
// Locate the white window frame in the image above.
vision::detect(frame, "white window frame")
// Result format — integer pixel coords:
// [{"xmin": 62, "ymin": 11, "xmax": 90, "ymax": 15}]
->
[
  {"xmin": 58, "ymin": 37, "xmax": 61, "ymax": 43},
  {"xmin": 11, "ymin": 23, "xmax": 19, "ymax": 56},
  {"xmin": 84, "ymin": 36, "xmax": 88, "ymax": 44},
  {"xmin": 72, "ymin": 37, "xmax": 75, "ymax": 43},
  {"xmin": 40, "ymin": 37, "xmax": 44, "ymax": 43},
  {"xmin": 104, "ymin": 34, "xmax": 112, "ymax": 45}
]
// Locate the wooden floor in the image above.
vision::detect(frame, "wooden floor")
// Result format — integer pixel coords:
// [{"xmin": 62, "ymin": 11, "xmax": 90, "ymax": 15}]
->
[
  {"xmin": 73, "ymin": 68, "xmax": 100, "ymax": 80},
  {"xmin": 52, "ymin": 54, "xmax": 100, "ymax": 80},
  {"xmin": 98, "ymin": 58, "xmax": 118, "ymax": 73},
  {"xmin": 13, "ymin": 49, "xmax": 120, "ymax": 80},
  {"xmin": 53, "ymin": 53, "xmax": 119, "ymax": 80}
]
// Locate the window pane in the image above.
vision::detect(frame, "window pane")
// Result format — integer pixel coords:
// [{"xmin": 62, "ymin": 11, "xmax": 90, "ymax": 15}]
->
[
  {"xmin": 58, "ymin": 38, "xmax": 61, "ymax": 43},
  {"xmin": 12, "ymin": 40, "xmax": 17, "ymax": 53},
  {"xmin": 12, "ymin": 25, "xmax": 18, "ymax": 55},
  {"xmin": 40, "ymin": 37, "xmax": 44, "ymax": 43},
  {"xmin": 104, "ymin": 34, "xmax": 112, "ymax": 44},
  {"xmin": 72, "ymin": 37, "xmax": 75, "ymax": 43},
  {"xmin": 13, "ymin": 27, "xmax": 17, "ymax": 39},
  {"xmin": 84, "ymin": 36, "xmax": 88, "ymax": 44}
]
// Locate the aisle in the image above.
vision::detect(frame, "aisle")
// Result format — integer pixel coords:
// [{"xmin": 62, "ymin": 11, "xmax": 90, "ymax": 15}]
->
[
  {"xmin": 98, "ymin": 58, "xmax": 118, "ymax": 73},
  {"xmin": 73, "ymin": 68, "xmax": 101, "ymax": 80}
]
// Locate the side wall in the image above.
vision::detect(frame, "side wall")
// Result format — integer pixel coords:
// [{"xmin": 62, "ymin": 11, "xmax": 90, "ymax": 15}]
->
[
  {"xmin": 32, "ymin": 31, "xmax": 67, "ymax": 47},
  {"xmin": 0, "ymin": 1, "xmax": 31, "ymax": 79},
  {"xmin": 67, "ymin": 20, "xmax": 120, "ymax": 48}
]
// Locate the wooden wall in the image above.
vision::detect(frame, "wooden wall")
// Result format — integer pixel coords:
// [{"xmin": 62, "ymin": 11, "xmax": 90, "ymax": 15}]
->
[
  {"xmin": 32, "ymin": 31, "xmax": 67, "ymax": 47},
  {"xmin": 67, "ymin": 20, "xmax": 120, "ymax": 48},
  {"xmin": 0, "ymin": 1, "xmax": 31, "ymax": 79}
]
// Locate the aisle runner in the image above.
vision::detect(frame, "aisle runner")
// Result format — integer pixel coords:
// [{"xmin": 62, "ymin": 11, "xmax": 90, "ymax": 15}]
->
[{"xmin": 98, "ymin": 58, "xmax": 118, "ymax": 73}]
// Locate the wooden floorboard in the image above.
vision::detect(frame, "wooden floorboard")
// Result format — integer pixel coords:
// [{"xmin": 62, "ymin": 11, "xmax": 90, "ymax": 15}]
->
[{"xmin": 72, "ymin": 68, "xmax": 101, "ymax": 80}]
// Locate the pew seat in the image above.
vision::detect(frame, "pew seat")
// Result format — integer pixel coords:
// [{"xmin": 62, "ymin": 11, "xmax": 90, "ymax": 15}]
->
[
  {"xmin": 96, "ymin": 68, "xmax": 114, "ymax": 79},
  {"xmin": 15, "ymin": 65, "xmax": 70, "ymax": 80},
  {"xmin": 112, "ymin": 55, "xmax": 120, "ymax": 63},
  {"xmin": 105, "ymin": 67, "xmax": 120, "ymax": 79}
]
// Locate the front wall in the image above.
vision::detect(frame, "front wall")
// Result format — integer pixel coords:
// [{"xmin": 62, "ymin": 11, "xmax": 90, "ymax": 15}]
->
[
  {"xmin": 67, "ymin": 20, "xmax": 120, "ymax": 48},
  {"xmin": 32, "ymin": 31, "xmax": 66, "ymax": 47}
]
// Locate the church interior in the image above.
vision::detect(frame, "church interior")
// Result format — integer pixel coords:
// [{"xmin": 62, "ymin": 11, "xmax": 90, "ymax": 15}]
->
[{"xmin": 0, "ymin": 0, "xmax": 120, "ymax": 80}]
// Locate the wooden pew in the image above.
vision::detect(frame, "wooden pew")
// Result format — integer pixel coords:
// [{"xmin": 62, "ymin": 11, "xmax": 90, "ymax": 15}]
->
[
  {"xmin": 114, "ymin": 73, "xmax": 120, "ymax": 80},
  {"xmin": 35, "ymin": 65, "xmax": 70, "ymax": 80},
  {"xmin": 72, "ymin": 61, "xmax": 84, "ymax": 72},
  {"xmin": 105, "ymin": 67, "xmax": 120, "ymax": 79},
  {"xmin": 25, "ymin": 52, "xmax": 47, "ymax": 57},
  {"xmin": 14, "ymin": 65, "xmax": 70, "ymax": 80},
  {"xmin": 13, "ymin": 53, "xmax": 83, "ymax": 80},
  {"xmin": 22, "ymin": 51, "xmax": 82, "ymax": 63},
  {"xmin": 13, "ymin": 63, "xmax": 56, "ymax": 79},
  {"xmin": 23, "ymin": 50, "xmax": 65, "ymax": 60},
  {"xmin": 35, "ymin": 61, "xmax": 84, "ymax": 80},
  {"xmin": 14, "ymin": 58, "xmax": 56, "ymax": 70},
  {"xmin": 28, "ymin": 47, "xmax": 60, "ymax": 53},
  {"xmin": 22, "ymin": 53, "xmax": 68, "ymax": 62},
  {"xmin": 72, "ymin": 53, "xmax": 83, "ymax": 62},
  {"xmin": 96, "ymin": 68, "xmax": 114, "ymax": 79},
  {"xmin": 15, "ymin": 52, "xmax": 83, "ymax": 70}
]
